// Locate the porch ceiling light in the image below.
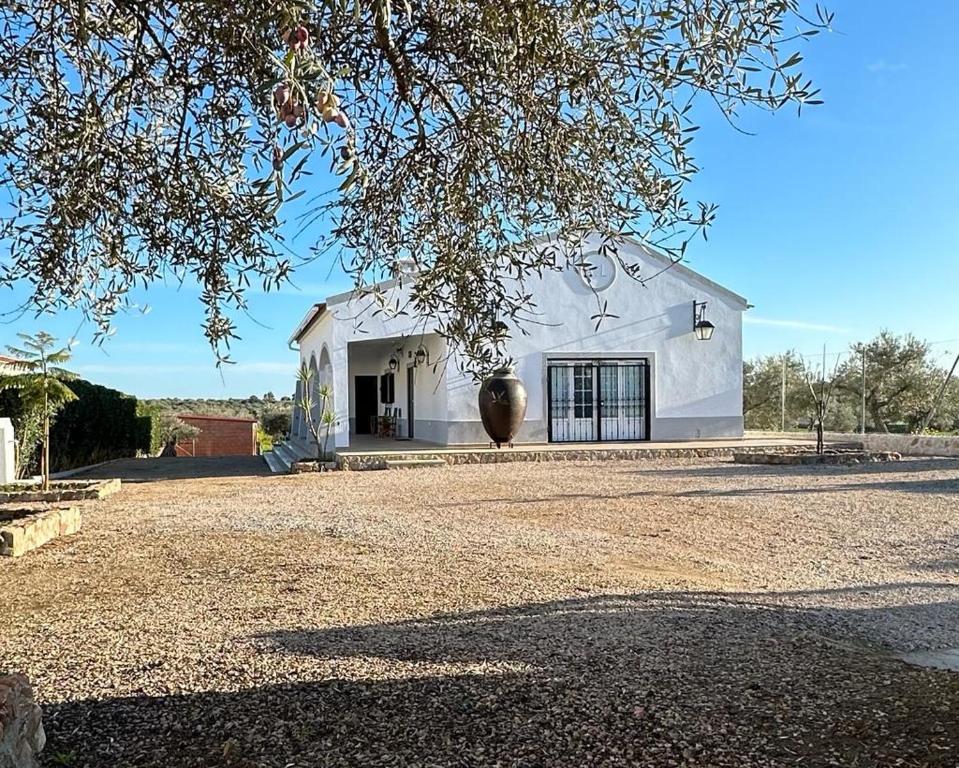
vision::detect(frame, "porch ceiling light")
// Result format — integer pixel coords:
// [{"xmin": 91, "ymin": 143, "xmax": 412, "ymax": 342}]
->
[{"xmin": 693, "ymin": 300, "xmax": 715, "ymax": 341}]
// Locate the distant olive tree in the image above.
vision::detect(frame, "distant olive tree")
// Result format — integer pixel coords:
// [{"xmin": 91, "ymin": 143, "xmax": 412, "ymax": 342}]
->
[
  {"xmin": 836, "ymin": 332, "xmax": 949, "ymax": 433},
  {"xmin": 1, "ymin": 1, "xmax": 830, "ymax": 372},
  {"xmin": 261, "ymin": 410, "xmax": 293, "ymax": 439},
  {"xmin": 743, "ymin": 352, "xmax": 812, "ymax": 431},
  {"xmin": 155, "ymin": 412, "xmax": 201, "ymax": 453}
]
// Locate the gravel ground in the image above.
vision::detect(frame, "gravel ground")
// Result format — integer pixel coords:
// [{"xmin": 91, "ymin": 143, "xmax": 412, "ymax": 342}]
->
[{"xmin": 2, "ymin": 456, "xmax": 959, "ymax": 767}]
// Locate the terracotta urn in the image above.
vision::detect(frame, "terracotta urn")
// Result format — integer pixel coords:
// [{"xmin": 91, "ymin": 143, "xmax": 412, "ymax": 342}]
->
[{"xmin": 478, "ymin": 366, "xmax": 528, "ymax": 448}]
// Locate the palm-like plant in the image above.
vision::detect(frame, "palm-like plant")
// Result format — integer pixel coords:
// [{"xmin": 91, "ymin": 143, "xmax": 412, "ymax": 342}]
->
[
  {"xmin": 0, "ymin": 332, "xmax": 77, "ymax": 488},
  {"xmin": 296, "ymin": 364, "xmax": 336, "ymax": 463}
]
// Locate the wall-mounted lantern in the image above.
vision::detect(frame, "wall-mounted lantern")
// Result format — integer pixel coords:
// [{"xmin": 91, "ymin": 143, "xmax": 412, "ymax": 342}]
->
[
  {"xmin": 387, "ymin": 353, "xmax": 399, "ymax": 372},
  {"xmin": 693, "ymin": 300, "xmax": 715, "ymax": 341},
  {"xmin": 414, "ymin": 344, "xmax": 429, "ymax": 367}
]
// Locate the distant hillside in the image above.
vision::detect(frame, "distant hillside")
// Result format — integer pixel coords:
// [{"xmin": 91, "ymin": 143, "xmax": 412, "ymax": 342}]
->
[
  {"xmin": 143, "ymin": 394, "xmax": 290, "ymax": 418},
  {"xmin": 142, "ymin": 394, "xmax": 293, "ymax": 439}
]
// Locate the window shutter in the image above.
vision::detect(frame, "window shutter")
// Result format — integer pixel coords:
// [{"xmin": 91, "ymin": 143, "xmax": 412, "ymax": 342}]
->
[{"xmin": 380, "ymin": 373, "xmax": 395, "ymax": 404}]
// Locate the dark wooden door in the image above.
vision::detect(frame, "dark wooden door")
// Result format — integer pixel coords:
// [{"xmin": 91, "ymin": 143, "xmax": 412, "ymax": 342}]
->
[{"xmin": 354, "ymin": 375, "xmax": 378, "ymax": 435}]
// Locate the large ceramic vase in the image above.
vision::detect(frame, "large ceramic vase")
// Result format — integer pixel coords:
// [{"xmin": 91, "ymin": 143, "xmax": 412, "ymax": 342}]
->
[{"xmin": 478, "ymin": 367, "xmax": 528, "ymax": 448}]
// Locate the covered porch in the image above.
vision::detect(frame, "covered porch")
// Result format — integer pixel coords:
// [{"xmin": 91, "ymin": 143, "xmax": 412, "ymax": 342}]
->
[{"xmin": 337, "ymin": 332, "xmax": 448, "ymax": 448}]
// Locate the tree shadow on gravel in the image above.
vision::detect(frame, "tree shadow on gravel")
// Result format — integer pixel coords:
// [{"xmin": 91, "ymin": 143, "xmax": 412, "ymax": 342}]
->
[
  {"xmin": 625, "ymin": 458, "xmax": 959, "ymax": 480},
  {"xmin": 72, "ymin": 456, "xmax": 272, "ymax": 483},
  {"xmin": 41, "ymin": 589, "xmax": 959, "ymax": 768},
  {"xmin": 675, "ymin": 477, "xmax": 959, "ymax": 497}
]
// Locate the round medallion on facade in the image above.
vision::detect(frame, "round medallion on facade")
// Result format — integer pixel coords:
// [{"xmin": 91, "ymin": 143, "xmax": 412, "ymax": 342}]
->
[{"xmin": 578, "ymin": 251, "xmax": 617, "ymax": 292}]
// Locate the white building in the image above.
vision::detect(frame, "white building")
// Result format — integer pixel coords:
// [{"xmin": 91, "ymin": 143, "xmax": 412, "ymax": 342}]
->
[{"xmin": 288, "ymin": 236, "xmax": 747, "ymax": 450}]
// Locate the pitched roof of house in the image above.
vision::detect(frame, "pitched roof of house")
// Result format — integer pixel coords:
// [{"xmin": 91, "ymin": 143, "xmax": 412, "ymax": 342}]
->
[
  {"xmin": 287, "ymin": 235, "xmax": 749, "ymax": 345},
  {"xmin": 288, "ymin": 302, "xmax": 327, "ymax": 345}
]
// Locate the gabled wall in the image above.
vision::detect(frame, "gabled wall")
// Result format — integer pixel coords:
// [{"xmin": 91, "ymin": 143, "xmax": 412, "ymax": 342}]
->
[
  {"xmin": 294, "ymin": 236, "xmax": 746, "ymax": 447},
  {"xmin": 442, "ymin": 237, "xmax": 745, "ymax": 442}
]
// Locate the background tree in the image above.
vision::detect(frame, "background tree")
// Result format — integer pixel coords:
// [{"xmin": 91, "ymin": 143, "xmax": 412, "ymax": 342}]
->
[
  {"xmin": 153, "ymin": 412, "xmax": 201, "ymax": 455},
  {"xmin": 743, "ymin": 352, "xmax": 812, "ymax": 431},
  {"xmin": 835, "ymin": 332, "xmax": 942, "ymax": 433},
  {"xmin": 917, "ymin": 357, "xmax": 959, "ymax": 434},
  {"xmin": 0, "ymin": 1, "xmax": 830, "ymax": 372},
  {"xmin": 743, "ymin": 333, "xmax": 959, "ymax": 436},
  {"xmin": 0, "ymin": 332, "xmax": 77, "ymax": 488},
  {"xmin": 141, "ymin": 395, "xmax": 293, "ymax": 424},
  {"xmin": 261, "ymin": 410, "xmax": 293, "ymax": 440}
]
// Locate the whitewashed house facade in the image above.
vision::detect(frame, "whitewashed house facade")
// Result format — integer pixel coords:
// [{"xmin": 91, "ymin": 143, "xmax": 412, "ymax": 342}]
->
[{"xmin": 288, "ymin": 236, "xmax": 747, "ymax": 450}]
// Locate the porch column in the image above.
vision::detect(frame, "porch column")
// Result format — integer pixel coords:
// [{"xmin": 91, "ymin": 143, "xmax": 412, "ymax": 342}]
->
[
  {"xmin": 290, "ymin": 380, "xmax": 302, "ymax": 439},
  {"xmin": 297, "ymin": 378, "xmax": 309, "ymax": 441},
  {"xmin": 333, "ymin": 344, "xmax": 351, "ymax": 448}
]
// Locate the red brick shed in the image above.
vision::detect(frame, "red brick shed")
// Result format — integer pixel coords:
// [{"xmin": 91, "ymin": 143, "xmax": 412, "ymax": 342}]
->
[{"xmin": 175, "ymin": 414, "xmax": 258, "ymax": 457}]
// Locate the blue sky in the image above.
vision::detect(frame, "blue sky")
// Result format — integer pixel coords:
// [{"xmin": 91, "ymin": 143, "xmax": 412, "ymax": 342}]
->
[{"xmin": 2, "ymin": 1, "xmax": 957, "ymax": 397}]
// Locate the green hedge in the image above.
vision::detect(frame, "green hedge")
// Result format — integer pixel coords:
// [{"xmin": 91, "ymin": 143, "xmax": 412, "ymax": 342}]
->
[
  {"xmin": 49, "ymin": 379, "xmax": 157, "ymax": 471},
  {"xmin": 136, "ymin": 402, "xmax": 164, "ymax": 456}
]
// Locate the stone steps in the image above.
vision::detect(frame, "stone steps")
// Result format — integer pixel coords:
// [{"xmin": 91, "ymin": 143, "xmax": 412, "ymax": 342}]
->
[
  {"xmin": 262, "ymin": 451, "xmax": 287, "ymax": 474},
  {"xmin": 264, "ymin": 438, "xmax": 324, "ymax": 474},
  {"xmin": 275, "ymin": 442, "xmax": 300, "ymax": 467}
]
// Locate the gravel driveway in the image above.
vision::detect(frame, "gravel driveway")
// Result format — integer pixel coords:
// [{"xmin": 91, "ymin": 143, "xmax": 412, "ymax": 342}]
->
[{"xmin": 3, "ymin": 457, "xmax": 958, "ymax": 767}]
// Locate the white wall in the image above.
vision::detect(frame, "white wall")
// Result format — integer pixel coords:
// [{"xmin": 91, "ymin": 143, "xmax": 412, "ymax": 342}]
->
[
  {"xmin": 406, "ymin": 335, "xmax": 449, "ymax": 443},
  {"xmin": 294, "ymin": 235, "xmax": 745, "ymax": 446},
  {"xmin": 443, "ymin": 237, "xmax": 745, "ymax": 442},
  {"xmin": 0, "ymin": 417, "xmax": 15, "ymax": 483}
]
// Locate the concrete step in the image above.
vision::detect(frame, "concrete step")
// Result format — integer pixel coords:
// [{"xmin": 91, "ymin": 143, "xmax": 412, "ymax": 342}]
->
[
  {"xmin": 262, "ymin": 451, "xmax": 288, "ymax": 474},
  {"xmin": 383, "ymin": 459, "xmax": 447, "ymax": 470},
  {"xmin": 273, "ymin": 442, "xmax": 300, "ymax": 468},
  {"xmin": 283, "ymin": 436, "xmax": 316, "ymax": 460}
]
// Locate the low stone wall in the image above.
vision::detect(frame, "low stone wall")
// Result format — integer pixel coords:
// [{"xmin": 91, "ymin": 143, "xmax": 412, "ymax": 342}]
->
[
  {"xmin": 0, "ymin": 674, "xmax": 45, "ymax": 768},
  {"xmin": 0, "ymin": 478, "xmax": 120, "ymax": 504},
  {"xmin": 290, "ymin": 460, "xmax": 338, "ymax": 473},
  {"xmin": 339, "ymin": 445, "xmax": 796, "ymax": 472},
  {"xmin": 734, "ymin": 451, "xmax": 900, "ymax": 466},
  {"xmin": 0, "ymin": 507, "xmax": 81, "ymax": 557},
  {"xmin": 855, "ymin": 433, "xmax": 959, "ymax": 458}
]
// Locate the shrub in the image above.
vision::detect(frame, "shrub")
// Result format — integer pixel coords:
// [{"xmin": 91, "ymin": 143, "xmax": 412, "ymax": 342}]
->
[
  {"xmin": 49, "ymin": 379, "xmax": 153, "ymax": 471},
  {"xmin": 0, "ymin": 389, "xmax": 43, "ymax": 477},
  {"xmin": 261, "ymin": 410, "xmax": 292, "ymax": 439}
]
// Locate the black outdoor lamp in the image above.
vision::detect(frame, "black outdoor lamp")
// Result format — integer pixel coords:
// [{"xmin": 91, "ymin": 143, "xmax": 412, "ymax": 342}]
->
[
  {"xmin": 414, "ymin": 344, "xmax": 429, "ymax": 367},
  {"xmin": 388, "ymin": 353, "xmax": 399, "ymax": 372},
  {"xmin": 693, "ymin": 300, "xmax": 715, "ymax": 341}
]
